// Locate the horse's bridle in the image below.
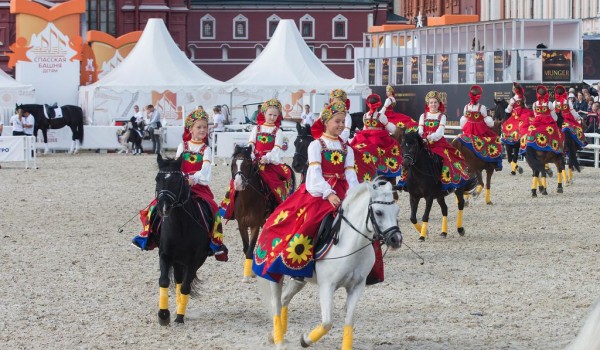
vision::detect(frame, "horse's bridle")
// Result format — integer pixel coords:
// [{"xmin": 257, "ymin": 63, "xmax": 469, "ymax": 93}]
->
[
  {"xmin": 402, "ymin": 139, "xmax": 440, "ymax": 179},
  {"xmin": 231, "ymin": 155, "xmax": 265, "ymax": 196},
  {"xmin": 156, "ymin": 170, "xmax": 190, "ymax": 210}
]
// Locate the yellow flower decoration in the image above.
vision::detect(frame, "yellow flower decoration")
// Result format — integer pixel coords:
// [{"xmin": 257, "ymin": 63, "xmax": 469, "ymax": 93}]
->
[
  {"xmin": 286, "ymin": 234, "xmax": 313, "ymax": 264},
  {"xmin": 258, "ymin": 135, "xmax": 269, "ymax": 144},
  {"xmin": 536, "ymin": 133, "xmax": 547, "ymax": 145},
  {"xmin": 488, "ymin": 144, "xmax": 499, "ymax": 156},
  {"xmin": 363, "ymin": 173, "xmax": 372, "ymax": 181},
  {"xmin": 362, "ymin": 152, "xmax": 374, "ymax": 164},
  {"xmin": 441, "ymin": 166, "xmax": 451, "ymax": 182},
  {"xmin": 261, "ymin": 98, "xmax": 282, "ymax": 114},
  {"xmin": 385, "ymin": 158, "xmax": 399, "ymax": 170},
  {"xmin": 273, "ymin": 210, "xmax": 289, "ymax": 225},
  {"xmin": 546, "ymin": 126, "xmax": 554, "ymax": 135},
  {"xmin": 474, "ymin": 139, "xmax": 484, "ymax": 150},
  {"xmin": 330, "ymin": 151, "xmax": 343, "ymax": 165},
  {"xmin": 391, "ymin": 145, "xmax": 400, "ymax": 156},
  {"xmin": 377, "ymin": 147, "xmax": 385, "ymax": 157},
  {"xmin": 551, "ymin": 139, "xmax": 559, "ymax": 150},
  {"xmin": 506, "ymin": 124, "xmax": 513, "ymax": 131},
  {"xmin": 296, "ymin": 207, "xmax": 307, "ymax": 219}
]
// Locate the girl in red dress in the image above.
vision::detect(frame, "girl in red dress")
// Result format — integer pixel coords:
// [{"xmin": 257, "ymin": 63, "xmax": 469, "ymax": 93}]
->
[
  {"xmin": 253, "ymin": 101, "xmax": 359, "ymax": 282},
  {"xmin": 133, "ymin": 109, "xmax": 228, "ymax": 261},
  {"xmin": 380, "ymin": 85, "xmax": 418, "ymax": 132},
  {"xmin": 554, "ymin": 85, "xmax": 587, "ymax": 183},
  {"xmin": 502, "ymin": 82, "xmax": 535, "ymax": 174}
]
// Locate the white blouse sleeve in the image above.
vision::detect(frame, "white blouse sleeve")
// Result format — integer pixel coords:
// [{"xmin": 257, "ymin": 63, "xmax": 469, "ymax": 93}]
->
[
  {"xmin": 505, "ymin": 97, "xmax": 516, "ymax": 113},
  {"xmin": 548, "ymin": 102, "xmax": 558, "ymax": 121},
  {"xmin": 418, "ymin": 114, "xmax": 425, "ymax": 136},
  {"xmin": 175, "ymin": 143, "xmax": 184, "ymax": 158},
  {"xmin": 459, "ymin": 105, "xmax": 468, "ymax": 128},
  {"xmin": 379, "ymin": 97, "xmax": 393, "ymax": 114},
  {"xmin": 429, "ymin": 114, "xmax": 446, "ymax": 141},
  {"xmin": 248, "ymin": 126, "xmax": 258, "ymax": 149},
  {"xmin": 340, "ymin": 113, "xmax": 351, "ymax": 143},
  {"xmin": 305, "ymin": 140, "xmax": 335, "ymax": 199},
  {"xmin": 481, "ymin": 105, "xmax": 494, "ymax": 127},
  {"xmin": 191, "ymin": 147, "xmax": 212, "ymax": 186},
  {"xmin": 264, "ymin": 129, "xmax": 283, "ymax": 165},
  {"xmin": 568, "ymin": 101, "xmax": 581, "ymax": 120},
  {"xmin": 344, "ymin": 146, "xmax": 359, "ymax": 189},
  {"xmin": 378, "ymin": 113, "xmax": 397, "ymax": 134}
]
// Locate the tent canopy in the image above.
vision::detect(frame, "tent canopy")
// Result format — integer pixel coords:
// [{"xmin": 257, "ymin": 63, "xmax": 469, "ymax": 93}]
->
[
  {"xmin": 227, "ymin": 19, "xmax": 368, "ymax": 95},
  {"xmin": 0, "ymin": 69, "xmax": 34, "ymax": 91},
  {"xmin": 84, "ymin": 18, "xmax": 225, "ymax": 92}
]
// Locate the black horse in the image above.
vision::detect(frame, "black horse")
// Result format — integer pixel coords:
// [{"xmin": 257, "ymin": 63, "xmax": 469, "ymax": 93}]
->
[
  {"xmin": 291, "ymin": 123, "xmax": 314, "ymax": 183},
  {"xmin": 19, "ymin": 103, "xmax": 84, "ymax": 154},
  {"xmin": 126, "ymin": 118, "xmax": 144, "ymax": 155},
  {"xmin": 493, "ymin": 99, "xmax": 524, "ymax": 175},
  {"xmin": 155, "ymin": 154, "xmax": 211, "ymax": 325},
  {"xmin": 401, "ymin": 131, "xmax": 476, "ymax": 241},
  {"xmin": 349, "ymin": 112, "xmax": 364, "ymax": 138}
]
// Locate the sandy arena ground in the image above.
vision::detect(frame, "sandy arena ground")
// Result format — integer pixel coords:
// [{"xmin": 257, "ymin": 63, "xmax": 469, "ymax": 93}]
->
[{"xmin": 1, "ymin": 152, "xmax": 599, "ymax": 350}]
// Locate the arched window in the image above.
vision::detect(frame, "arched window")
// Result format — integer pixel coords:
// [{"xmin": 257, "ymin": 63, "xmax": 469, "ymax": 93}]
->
[
  {"xmin": 222, "ymin": 45, "xmax": 229, "ymax": 60},
  {"xmin": 345, "ymin": 45, "xmax": 353, "ymax": 61},
  {"xmin": 201, "ymin": 14, "xmax": 216, "ymax": 40},
  {"xmin": 300, "ymin": 14, "xmax": 315, "ymax": 39},
  {"xmin": 332, "ymin": 14, "xmax": 347, "ymax": 40},
  {"xmin": 267, "ymin": 14, "xmax": 281, "ymax": 38},
  {"xmin": 233, "ymin": 14, "xmax": 248, "ymax": 40},
  {"xmin": 320, "ymin": 45, "xmax": 328, "ymax": 61},
  {"xmin": 255, "ymin": 44, "xmax": 263, "ymax": 57}
]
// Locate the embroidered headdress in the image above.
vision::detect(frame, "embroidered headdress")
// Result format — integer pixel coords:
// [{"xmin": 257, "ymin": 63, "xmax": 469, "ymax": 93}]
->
[
  {"xmin": 183, "ymin": 109, "xmax": 209, "ymax": 142},
  {"xmin": 536, "ymin": 85, "xmax": 549, "ymax": 104},
  {"xmin": 425, "ymin": 90, "xmax": 446, "ymax": 113},
  {"xmin": 329, "ymin": 89, "xmax": 350, "ymax": 110},
  {"xmin": 366, "ymin": 94, "xmax": 382, "ymax": 113},
  {"xmin": 257, "ymin": 98, "xmax": 283, "ymax": 126},
  {"xmin": 310, "ymin": 101, "xmax": 347, "ymax": 139}
]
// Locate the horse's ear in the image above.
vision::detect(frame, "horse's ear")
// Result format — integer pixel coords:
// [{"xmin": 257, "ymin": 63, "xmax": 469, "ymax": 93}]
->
[
  {"xmin": 157, "ymin": 153, "xmax": 163, "ymax": 166},
  {"xmin": 296, "ymin": 122, "xmax": 302, "ymax": 134}
]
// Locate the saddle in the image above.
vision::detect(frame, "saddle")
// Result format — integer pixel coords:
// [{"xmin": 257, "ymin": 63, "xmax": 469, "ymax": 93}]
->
[{"xmin": 314, "ymin": 209, "xmax": 343, "ymax": 259}]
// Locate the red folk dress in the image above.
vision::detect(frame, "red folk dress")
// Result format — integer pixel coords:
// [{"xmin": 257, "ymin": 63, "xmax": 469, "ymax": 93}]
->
[
  {"xmin": 381, "ymin": 96, "xmax": 419, "ymax": 132},
  {"xmin": 501, "ymin": 97, "xmax": 535, "ymax": 145},
  {"xmin": 252, "ymin": 136, "xmax": 358, "ymax": 282},
  {"xmin": 555, "ymin": 99, "xmax": 587, "ymax": 149},
  {"xmin": 456, "ymin": 103, "xmax": 503, "ymax": 168},
  {"xmin": 520, "ymin": 101, "xmax": 564, "ymax": 155},
  {"xmin": 420, "ymin": 112, "xmax": 471, "ymax": 191}
]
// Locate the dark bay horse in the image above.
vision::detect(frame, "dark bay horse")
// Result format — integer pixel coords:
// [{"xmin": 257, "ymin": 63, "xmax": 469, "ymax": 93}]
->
[
  {"xmin": 291, "ymin": 123, "xmax": 313, "ymax": 183},
  {"xmin": 229, "ymin": 145, "xmax": 296, "ymax": 282},
  {"xmin": 493, "ymin": 99, "xmax": 524, "ymax": 176},
  {"xmin": 155, "ymin": 154, "xmax": 211, "ymax": 325},
  {"xmin": 401, "ymin": 131, "xmax": 476, "ymax": 241},
  {"xmin": 451, "ymin": 120, "xmax": 503, "ymax": 205},
  {"xmin": 525, "ymin": 146, "xmax": 565, "ymax": 197},
  {"xmin": 19, "ymin": 104, "xmax": 84, "ymax": 154}
]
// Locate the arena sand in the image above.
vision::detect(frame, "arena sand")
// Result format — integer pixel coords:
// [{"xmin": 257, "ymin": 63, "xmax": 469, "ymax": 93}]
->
[{"xmin": 1, "ymin": 153, "xmax": 599, "ymax": 350}]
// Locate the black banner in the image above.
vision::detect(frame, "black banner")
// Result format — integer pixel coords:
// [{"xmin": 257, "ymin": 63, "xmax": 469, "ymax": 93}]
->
[
  {"xmin": 475, "ymin": 52, "xmax": 485, "ymax": 83},
  {"xmin": 410, "ymin": 56, "xmax": 419, "ymax": 84},
  {"xmin": 583, "ymin": 40, "xmax": 600, "ymax": 80},
  {"xmin": 368, "ymin": 59, "xmax": 375, "ymax": 85},
  {"xmin": 381, "ymin": 59, "xmax": 390, "ymax": 86},
  {"xmin": 426, "ymin": 55, "xmax": 434, "ymax": 84},
  {"xmin": 395, "ymin": 57, "xmax": 404, "ymax": 85},
  {"xmin": 457, "ymin": 54, "xmax": 467, "ymax": 83},
  {"xmin": 494, "ymin": 50, "xmax": 503, "ymax": 82},
  {"xmin": 441, "ymin": 54, "xmax": 449, "ymax": 83},
  {"xmin": 542, "ymin": 50, "xmax": 571, "ymax": 82}
]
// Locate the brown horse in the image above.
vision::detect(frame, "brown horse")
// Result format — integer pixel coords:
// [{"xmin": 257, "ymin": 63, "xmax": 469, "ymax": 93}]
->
[
  {"xmin": 451, "ymin": 121, "xmax": 502, "ymax": 205},
  {"xmin": 524, "ymin": 145, "xmax": 565, "ymax": 197}
]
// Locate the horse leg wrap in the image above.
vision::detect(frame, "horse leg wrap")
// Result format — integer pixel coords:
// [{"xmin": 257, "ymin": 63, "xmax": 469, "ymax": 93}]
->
[
  {"xmin": 341, "ymin": 325, "xmax": 354, "ymax": 350},
  {"xmin": 243, "ymin": 259, "xmax": 253, "ymax": 278},
  {"xmin": 412, "ymin": 223, "xmax": 422, "ymax": 234},
  {"xmin": 568, "ymin": 168, "xmax": 573, "ymax": 181},
  {"xmin": 485, "ymin": 189, "xmax": 491, "ymax": 204},
  {"xmin": 441, "ymin": 216, "xmax": 448, "ymax": 234},
  {"xmin": 457, "ymin": 210, "xmax": 463, "ymax": 229},
  {"xmin": 511, "ymin": 161, "xmax": 517, "ymax": 173},
  {"xmin": 561, "ymin": 170, "xmax": 567, "ymax": 185},
  {"xmin": 476, "ymin": 185, "xmax": 483, "ymax": 195},
  {"xmin": 541, "ymin": 177, "xmax": 547, "ymax": 189},
  {"xmin": 420, "ymin": 222, "xmax": 428, "ymax": 238},
  {"xmin": 273, "ymin": 315, "xmax": 284, "ymax": 345},
  {"xmin": 176, "ymin": 294, "xmax": 189, "ymax": 316},
  {"xmin": 159, "ymin": 287, "xmax": 169, "ymax": 310},
  {"xmin": 307, "ymin": 323, "xmax": 331, "ymax": 344},
  {"xmin": 281, "ymin": 306, "xmax": 289, "ymax": 335},
  {"xmin": 557, "ymin": 172, "xmax": 562, "ymax": 184},
  {"xmin": 176, "ymin": 283, "xmax": 182, "ymax": 305},
  {"xmin": 531, "ymin": 177, "xmax": 538, "ymax": 190}
]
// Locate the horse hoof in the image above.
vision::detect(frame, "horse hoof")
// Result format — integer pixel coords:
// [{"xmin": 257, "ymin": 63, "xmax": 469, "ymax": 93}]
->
[
  {"xmin": 241, "ymin": 276, "xmax": 253, "ymax": 283},
  {"xmin": 300, "ymin": 334, "xmax": 310, "ymax": 348},
  {"xmin": 518, "ymin": 166, "xmax": 524, "ymax": 174},
  {"xmin": 158, "ymin": 309, "xmax": 170, "ymax": 326},
  {"xmin": 541, "ymin": 190, "xmax": 548, "ymax": 196},
  {"xmin": 557, "ymin": 187, "xmax": 563, "ymax": 194},
  {"xmin": 418, "ymin": 236, "xmax": 425, "ymax": 242},
  {"xmin": 268, "ymin": 332, "xmax": 274, "ymax": 344},
  {"xmin": 486, "ymin": 201, "xmax": 493, "ymax": 205},
  {"xmin": 457, "ymin": 227, "xmax": 465, "ymax": 236},
  {"xmin": 174, "ymin": 314, "xmax": 184, "ymax": 324},
  {"xmin": 532, "ymin": 192, "xmax": 537, "ymax": 198},
  {"xmin": 510, "ymin": 171, "xmax": 516, "ymax": 175},
  {"xmin": 440, "ymin": 232, "xmax": 447, "ymax": 238}
]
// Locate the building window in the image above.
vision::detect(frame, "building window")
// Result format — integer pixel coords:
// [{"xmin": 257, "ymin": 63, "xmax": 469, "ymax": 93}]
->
[
  {"xmin": 332, "ymin": 15, "xmax": 347, "ymax": 39},
  {"xmin": 267, "ymin": 15, "xmax": 281, "ymax": 38},
  {"xmin": 233, "ymin": 14, "xmax": 248, "ymax": 40},
  {"xmin": 87, "ymin": 0, "xmax": 116, "ymax": 36},
  {"xmin": 320, "ymin": 45, "xmax": 328, "ymax": 60},
  {"xmin": 300, "ymin": 14, "xmax": 315, "ymax": 39},
  {"xmin": 222, "ymin": 45, "xmax": 229, "ymax": 60},
  {"xmin": 255, "ymin": 45, "xmax": 263, "ymax": 57},
  {"xmin": 201, "ymin": 14, "xmax": 216, "ymax": 39},
  {"xmin": 345, "ymin": 45, "xmax": 353, "ymax": 61}
]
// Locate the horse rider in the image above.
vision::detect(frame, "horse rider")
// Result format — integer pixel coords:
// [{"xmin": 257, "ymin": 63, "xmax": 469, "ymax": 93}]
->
[
  {"xmin": 380, "ymin": 85, "xmax": 418, "ymax": 132},
  {"xmin": 554, "ymin": 85, "xmax": 587, "ymax": 183}
]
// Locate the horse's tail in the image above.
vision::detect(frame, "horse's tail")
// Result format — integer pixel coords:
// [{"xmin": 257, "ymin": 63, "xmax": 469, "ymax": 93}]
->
[
  {"xmin": 564, "ymin": 133, "xmax": 581, "ymax": 173},
  {"xmin": 169, "ymin": 269, "xmax": 202, "ymax": 297},
  {"xmin": 525, "ymin": 146, "xmax": 546, "ymax": 173}
]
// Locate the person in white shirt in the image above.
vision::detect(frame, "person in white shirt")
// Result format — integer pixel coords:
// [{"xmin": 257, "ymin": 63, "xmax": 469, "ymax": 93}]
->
[
  {"xmin": 147, "ymin": 104, "xmax": 162, "ymax": 154},
  {"xmin": 212, "ymin": 106, "xmax": 224, "ymax": 132},
  {"xmin": 132, "ymin": 105, "xmax": 146, "ymax": 125},
  {"xmin": 0, "ymin": 119, "xmax": 3, "ymax": 136},
  {"xmin": 22, "ymin": 110, "xmax": 35, "ymax": 136},
  {"xmin": 300, "ymin": 104, "xmax": 314, "ymax": 126},
  {"xmin": 10, "ymin": 109, "xmax": 25, "ymax": 136}
]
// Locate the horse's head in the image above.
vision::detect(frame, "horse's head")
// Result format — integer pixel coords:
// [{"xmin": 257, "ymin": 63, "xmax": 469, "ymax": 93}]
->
[
  {"xmin": 231, "ymin": 145, "xmax": 255, "ymax": 191},
  {"xmin": 493, "ymin": 99, "xmax": 509, "ymax": 122},
  {"xmin": 401, "ymin": 131, "xmax": 425, "ymax": 168},
  {"xmin": 292, "ymin": 123, "xmax": 313, "ymax": 173},
  {"xmin": 155, "ymin": 154, "xmax": 188, "ymax": 217},
  {"xmin": 367, "ymin": 180, "xmax": 402, "ymax": 249}
]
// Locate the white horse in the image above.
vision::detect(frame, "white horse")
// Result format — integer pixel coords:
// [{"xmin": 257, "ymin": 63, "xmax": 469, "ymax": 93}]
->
[
  {"xmin": 262, "ymin": 181, "xmax": 403, "ymax": 350},
  {"xmin": 116, "ymin": 125, "xmax": 131, "ymax": 154},
  {"xmin": 567, "ymin": 297, "xmax": 600, "ymax": 350}
]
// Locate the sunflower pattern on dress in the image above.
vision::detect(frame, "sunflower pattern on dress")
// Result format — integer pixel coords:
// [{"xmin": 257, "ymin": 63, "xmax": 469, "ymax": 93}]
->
[
  {"xmin": 520, "ymin": 102, "xmax": 564, "ymax": 155},
  {"xmin": 253, "ymin": 139, "xmax": 351, "ymax": 282},
  {"xmin": 456, "ymin": 104, "xmax": 503, "ymax": 168},
  {"xmin": 501, "ymin": 100, "xmax": 535, "ymax": 145},
  {"xmin": 555, "ymin": 100, "xmax": 587, "ymax": 149},
  {"xmin": 254, "ymin": 125, "xmax": 294, "ymax": 204}
]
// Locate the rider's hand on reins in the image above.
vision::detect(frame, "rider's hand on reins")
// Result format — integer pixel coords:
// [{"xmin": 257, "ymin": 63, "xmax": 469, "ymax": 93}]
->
[
  {"xmin": 327, "ymin": 193, "xmax": 341, "ymax": 208},
  {"xmin": 187, "ymin": 177, "xmax": 195, "ymax": 186}
]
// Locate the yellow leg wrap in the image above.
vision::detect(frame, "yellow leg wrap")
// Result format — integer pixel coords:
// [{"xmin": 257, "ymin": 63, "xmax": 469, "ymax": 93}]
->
[
  {"xmin": 273, "ymin": 315, "xmax": 283, "ymax": 344},
  {"xmin": 545, "ymin": 164, "xmax": 550, "ymax": 170},
  {"xmin": 243, "ymin": 259, "xmax": 253, "ymax": 277},
  {"xmin": 476, "ymin": 185, "xmax": 483, "ymax": 194},
  {"xmin": 342, "ymin": 325, "xmax": 354, "ymax": 350},
  {"xmin": 457, "ymin": 210, "xmax": 463, "ymax": 228},
  {"xmin": 159, "ymin": 287, "xmax": 169, "ymax": 310},
  {"xmin": 441, "ymin": 216, "xmax": 448, "ymax": 233},
  {"xmin": 412, "ymin": 223, "xmax": 422, "ymax": 233},
  {"xmin": 561, "ymin": 170, "xmax": 567, "ymax": 185},
  {"xmin": 281, "ymin": 306, "xmax": 288, "ymax": 335},
  {"xmin": 557, "ymin": 172, "xmax": 562, "ymax": 184},
  {"xmin": 531, "ymin": 177, "xmax": 538, "ymax": 190},
  {"xmin": 485, "ymin": 189, "xmax": 491, "ymax": 204},
  {"xmin": 176, "ymin": 294, "xmax": 189, "ymax": 315},
  {"xmin": 568, "ymin": 168, "xmax": 573, "ymax": 181},
  {"xmin": 308, "ymin": 324, "xmax": 330, "ymax": 343},
  {"xmin": 541, "ymin": 177, "xmax": 547, "ymax": 189},
  {"xmin": 176, "ymin": 283, "xmax": 182, "ymax": 305},
  {"xmin": 420, "ymin": 222, "xmax": 428, "ymax": 238},
  {"xmin": 511, "ymin": 161, "xmax": 517, "ymax": 172}
]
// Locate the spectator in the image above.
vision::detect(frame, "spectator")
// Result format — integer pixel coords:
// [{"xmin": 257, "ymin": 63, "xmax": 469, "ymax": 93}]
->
[
  {"xmin": 0, "ymin": 118, "xmax": 3, "ymax": 136},
  {"xmin": 132, "ymin": 105, "xmax": 146, "ymax": 126},
  {"xmin": 300, "ymin": 104, "xmax": 315, "ymax": 126},
  {"xmin": 585, "ymin": 101, "xmax": 599, "ymax": 133},
  {"xmin": 573, "ymin": 92, "xmax": 588, "ymax": 113},
  {"xmin": 586, "ymin": 96, "xmax": 595, "ymax": 112},
  {"xmin": 147, "ymin": 104, "xmax": 162, "ymax": 154},
  {"xmin": 212, "ymin": 106, "xmax": 224, "ymax": 132},
  {"xmin": 594, "ymin": 82, "xmax": 600, "ymax": 101},
  {"xmin": 248, "ymin": 104, "xmax": 260, "ymax": 124},
  {"xmin": 22, "ymin": 110, "xmax": 35, "ymax": 136},
  {"xmin": 9, "ymin": 108, "xmax": 25, "ymax": 136}
]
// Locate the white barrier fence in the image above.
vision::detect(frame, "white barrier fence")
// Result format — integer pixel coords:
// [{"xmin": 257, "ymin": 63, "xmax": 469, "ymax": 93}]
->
[{"xmin": 0, "ymin": 136, "xmax": 37, "ymax": 169}]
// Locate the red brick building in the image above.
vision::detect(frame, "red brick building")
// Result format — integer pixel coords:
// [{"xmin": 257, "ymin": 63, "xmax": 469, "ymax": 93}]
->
[{"xmin": 0, "ymin": 0, "xmax": 404, "ymax": 80}]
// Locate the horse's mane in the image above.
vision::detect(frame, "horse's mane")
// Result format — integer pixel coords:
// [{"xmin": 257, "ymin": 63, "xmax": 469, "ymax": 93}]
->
[
  {"xmin": 158, "ymin": 156, "xmax": 181, "ymax": 171},
  {"xmin": 342, "ymin": 179, "xmax": 390, "ymax": 210},
  {"xmin": 232, "ymin": 145, "xmax": 252, "ymax": 159},
  {"xmin": 403, "ymin": 130, "xmax": 422, "ymax": 144}
]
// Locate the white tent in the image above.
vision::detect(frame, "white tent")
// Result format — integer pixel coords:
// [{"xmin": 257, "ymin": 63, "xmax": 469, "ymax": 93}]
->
[
  {"xmin": 227, "ymin": 19, "xmax": 370, "ymax": 120},
  {"xmin": 0, "ymin": 70, "xmax": 35, "ymax": 123},
  {"xmin": 79, "ymin": 18, "xmax": 228, "ymax": 126}
]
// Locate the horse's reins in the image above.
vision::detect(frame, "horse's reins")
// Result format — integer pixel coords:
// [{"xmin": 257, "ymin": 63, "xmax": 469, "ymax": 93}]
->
[
  {"xmin": 232, "ymin": 156, "xmax": 271, "ymax": 199},
  {"xmin": 156, "ymin": 170, "xmax": 190, "ymax": 209},
  {"xmin": 403, "ymin": 141, "xmax": 440, "ymax": 180}
]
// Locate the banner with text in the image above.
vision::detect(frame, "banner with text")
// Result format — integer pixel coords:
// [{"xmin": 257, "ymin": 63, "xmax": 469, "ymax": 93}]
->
[
  {"xmin": 381, "ymin": 58, "xmax": 390, "ymax": 86},
  {"xmin": 542, "ymin": 50, "xmax": 571, "ymax": 82},
  {"xmin": 441, "ymin": 54, "xmax": 450, "ymax": 84},
  {"xmin": 426, "ymin": 55, "xmax": 434, "ymax": 84},
  {"xmin": 368, "ymin": 59, "xmax": 376, "ymax": 85},
  {"xmin": 494, "ymin": 51, "xmax": 503, "ymax": 82},
  {"xmin": 410, "ymin": 56, "xmax": 419, "ymax": 84},
  {"xmin": 457, "ymin": 54, "xmax": 467, "ymax": 83},
  {"xmin": 395, "ymin": 57, "xmax": 404, "ymax": 85},
  {"xmin": 475, "ymin": 52, "xmax": 485, "ymax": 83},
  {"xmin": 0, "ymin": 136, "xmax": 26, "ymax": 162}
]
